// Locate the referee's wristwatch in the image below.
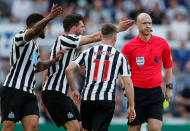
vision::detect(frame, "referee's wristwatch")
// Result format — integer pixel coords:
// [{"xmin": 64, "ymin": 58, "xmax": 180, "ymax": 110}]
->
[{"xmin": 166, "ymin": 83, "xmax": 173, "ymax": 89}]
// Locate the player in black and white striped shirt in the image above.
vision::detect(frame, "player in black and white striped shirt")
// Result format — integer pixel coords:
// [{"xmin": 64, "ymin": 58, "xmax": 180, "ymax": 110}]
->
[
  {"xmin": 66, "ymin": 24, "xmax": 136, "ymax": 131},
  {"xmin": 41, "ymin": 14, "xmax": 134, "ymax": 130},
  {"xmin": 1, "ymin": 5, "xmax": 64, "ymax": 131}
]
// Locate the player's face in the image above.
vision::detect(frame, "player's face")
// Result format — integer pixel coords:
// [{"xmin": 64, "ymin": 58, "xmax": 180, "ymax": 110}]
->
[
  {"xmin": 75, "ymin": 21, "xmax": 85, "ymax": 36},
  {"xmin": 137, "ymin": 16, "xmax": 152, "ymax": 36}
]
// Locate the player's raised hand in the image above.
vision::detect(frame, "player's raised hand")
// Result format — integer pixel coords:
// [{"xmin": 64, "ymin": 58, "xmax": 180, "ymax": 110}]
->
[
  {"xmin": 126, "ymin": 106, "xmax": 136, "ymax": 123},
  {"xmin": 48, "ymin": 4, "xmax": 63, "ymax": 20},
  {"xmin": 119, "ymin": 16, "xmax": 126, "ymax": 23},
  {"xmin": 117, "ymin": 17, "xmax": 134, "ymax": 32}
]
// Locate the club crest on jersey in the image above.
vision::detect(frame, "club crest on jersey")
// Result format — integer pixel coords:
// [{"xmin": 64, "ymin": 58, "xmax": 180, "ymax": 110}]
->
[
  {"xmin": 8, "ymin": 112, "xmax": 15, "ymax": 119},
  {"xmin": 136, "ymin": 57, "xmax": 144, "ymax": 67},
  {"xmin": 30, "ymin": 51, "xmax": 39, "ymax": 65},
  {"xmin": 67, "ymin": 112, "xmax": 74, "ymax": 119}
]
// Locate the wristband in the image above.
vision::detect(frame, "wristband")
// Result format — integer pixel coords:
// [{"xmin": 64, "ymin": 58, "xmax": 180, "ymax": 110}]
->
[
  {"xmin": 49, "ymin": 59, "xmax": 54, "ymax": 66},
  {"xmin": 166, "ymin": 83, "xmax": 173, "ymax": 89}
]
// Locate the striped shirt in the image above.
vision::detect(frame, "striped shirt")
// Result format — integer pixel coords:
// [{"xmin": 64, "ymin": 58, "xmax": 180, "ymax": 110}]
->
[
  {"xmin": 43, "ymin": 34, "xmax": 81, "ymax": 94},
  {"xmin": 73, "ymin": 44, "xmax": 131, "ymax": 101},
  {"xmin": 3, "ymin": 31, "xmax": 40, "ymax": 93}
]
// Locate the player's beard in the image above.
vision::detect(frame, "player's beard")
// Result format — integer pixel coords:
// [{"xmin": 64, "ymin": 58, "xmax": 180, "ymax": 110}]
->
[
  {"xmin": 39, "ymin": 32, "xmax": 45, "ymax": 39},
  {"xmin": 75, "ymin": 29, "xmax": 84, "ymax": 36}
]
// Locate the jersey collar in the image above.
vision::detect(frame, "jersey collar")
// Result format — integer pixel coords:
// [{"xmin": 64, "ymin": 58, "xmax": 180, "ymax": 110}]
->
[{"xmin": 137, "ymin": 34, "xmax": 153, "ymax": 44}]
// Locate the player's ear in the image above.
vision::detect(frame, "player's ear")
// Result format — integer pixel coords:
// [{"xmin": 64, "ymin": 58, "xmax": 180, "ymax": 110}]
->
[
  {"xmin": 70, "ymin": 26, "xmax": 76, "ymax": 32},
  {"xmin": 114, "ymin": 34, "xmax": 117, "ymax": 41}
]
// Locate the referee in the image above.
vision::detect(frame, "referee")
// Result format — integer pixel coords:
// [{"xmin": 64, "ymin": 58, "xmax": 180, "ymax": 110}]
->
[
  {"xmin": 0, "ymin": 4, "xmax": 63, "ymax": 131},
  {"xmin": 121, "ymin": 13, "xmax": 173, "ymax": 131},
  {"xmin": 66, "ymin": 23, "xmax": 136, "ymax": 131}
]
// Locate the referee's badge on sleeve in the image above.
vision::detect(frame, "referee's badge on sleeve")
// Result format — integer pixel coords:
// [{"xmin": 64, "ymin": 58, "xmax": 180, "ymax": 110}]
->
[{"xmin": 136, "ymin": 57, "xmax": 144, "ymax": 67}]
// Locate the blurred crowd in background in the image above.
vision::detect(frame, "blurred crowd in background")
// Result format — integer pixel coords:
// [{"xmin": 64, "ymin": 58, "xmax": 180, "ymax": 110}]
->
[{"xmin": 1, "ymin": 0, "xmax": 190, "ymax": 124}]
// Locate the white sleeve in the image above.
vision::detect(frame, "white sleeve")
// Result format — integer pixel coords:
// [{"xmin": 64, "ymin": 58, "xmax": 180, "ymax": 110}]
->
[
  {"xmin": 119, "ymin": 55, "xmax": 131, "ymax": 76},
  {"xmin": 72, "ymin": 50, "xmax": 86, "ymax": 67},
  {"xmin": 59, "ymin": 35, "xmax": 82, "ymax": 49},
  {"xmin": 14, "ymin": 31, "xmax": 28, "ymax": 46}
]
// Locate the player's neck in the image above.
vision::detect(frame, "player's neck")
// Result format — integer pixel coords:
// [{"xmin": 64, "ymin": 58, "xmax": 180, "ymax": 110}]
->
[
  {"xmin": 64, "ymin": 28, "xmax": 78, "ymax": 35},
  {"xmin": 102, "ymin": 40, "xmax": 115, "ymax": 46},
  {"xmin": 139, "ymin": 33, "xmax": 151, "ymax": 42},
  {"xmin": 64, "ymin": 32, "xmax": 71, "ymax": 35},
  {"xmin": 33, "ymin": 37, "xmax": 38, "ymax": 40}
]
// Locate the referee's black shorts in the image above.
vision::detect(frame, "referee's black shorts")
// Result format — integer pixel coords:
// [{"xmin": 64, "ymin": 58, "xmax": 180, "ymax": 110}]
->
[
  {"xmin": 81, "ymin": 100, "xmax": 115, "ymax": 131},
  {"xmin": 41, "ymin": 90, "xmax": 80, "ymax": 127},
  {"xmin": 1, "ymin": 86, "xmax": 39, "ymax": 123},
  {"xmin": 128, "ymin": 86, "xmax": 165, "ymax": 126}
]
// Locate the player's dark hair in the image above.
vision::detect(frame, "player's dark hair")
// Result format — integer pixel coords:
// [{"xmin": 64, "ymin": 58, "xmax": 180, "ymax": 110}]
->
[
  {"xmin": 26, "ymin": 13, "xmax": 44, "ymax": 28},
  {"xmin": 101, "ymin": 23, "xmax": 117, "ymax": 37},
  {"xmin": 63, "ymin": 14, "xmax": 84, "ymax": 32}
]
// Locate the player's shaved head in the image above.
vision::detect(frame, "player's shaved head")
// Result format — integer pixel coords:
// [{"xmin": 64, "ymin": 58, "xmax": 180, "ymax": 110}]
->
[{"xmin": 136, "ymin": 13, "xmax": 152, "ymax": 23}]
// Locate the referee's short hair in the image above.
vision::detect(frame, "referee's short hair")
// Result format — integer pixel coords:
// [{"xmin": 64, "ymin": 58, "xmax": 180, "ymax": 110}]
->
[
  {"xmin": 101, "ymin": 23, "xmax": 117, "ymax": 40},
  {"xmin": 63, "ymin": 14, "xmax": 84, "ymax": 32},
  {"xmin": 26, "ymin": 13, "xmax": 44, "ymax": 28}
]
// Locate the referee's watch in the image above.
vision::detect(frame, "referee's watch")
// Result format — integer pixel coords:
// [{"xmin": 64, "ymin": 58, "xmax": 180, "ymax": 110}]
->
[{"xmin": 166, "ymin": 83, "xmax": 173, "ymax": 89}]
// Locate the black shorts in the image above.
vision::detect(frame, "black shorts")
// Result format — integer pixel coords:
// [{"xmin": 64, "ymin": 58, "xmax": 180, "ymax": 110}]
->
[
  {"xmin": 1, "ymin": 86, "xmax": 39, "ymax": 123},
  {"xmin": 41, "ymin": 90, "xmax": 80, "ymax": 127},
  {"xmin": 128, "ymin": 86, "xmax": 164, "ymax": 125},
  {"xmin": 81, "ymin": 100, "xmax": 115, "ymax": 131}
]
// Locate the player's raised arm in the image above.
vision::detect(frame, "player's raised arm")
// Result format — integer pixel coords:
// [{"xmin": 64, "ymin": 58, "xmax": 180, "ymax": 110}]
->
[
  {"xmin": 25, "ymin": 4, "xmax": 62, "ymax": 41},
  {"xmin": 79, "ymin": 18, "xmax": 134, "ymax": 46},
  {"xmin": 117, "ymin": 17, "xmax": 134, "ymax": 32}
]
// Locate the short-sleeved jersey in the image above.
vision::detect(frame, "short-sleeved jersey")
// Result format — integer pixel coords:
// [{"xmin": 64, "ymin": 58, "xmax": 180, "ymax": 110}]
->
[
  {"xmin": 121, "ymin": 35, "xmax": 173, "ymax": 89},
  {"xmin": 73, "ymin": 44, "xmax": 131, "ymax": 101},
  {"xmin": 43, "ymin": 34, "xmax": 81, "ymax": 94},
  {"xmin": 3, "ymin": 31, "xmax": 40, "ymax": 93}
]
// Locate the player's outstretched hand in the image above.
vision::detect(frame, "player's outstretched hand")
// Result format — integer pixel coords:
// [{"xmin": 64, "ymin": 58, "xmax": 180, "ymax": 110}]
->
[
  {"xmin": 117, "ymin": 16, "xmax": 134, "ymax": 32},
  {"xmin": 126, "ymin": 106, "xmax": 136, "ymax": 123},
  {"xmin": 48, "ymin": 4, "xmax": 63, "ymax": 20},
  {"xmin": 55, "ymin": 49, "xmax": 67, "ymax": 62},
  {"xmin": 72, "ymin": 90, "xmax": 81, "ymax": 104}
]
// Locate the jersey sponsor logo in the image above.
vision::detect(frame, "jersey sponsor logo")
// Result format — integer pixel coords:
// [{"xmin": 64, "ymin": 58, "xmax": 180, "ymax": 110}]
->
[
  {"xmin": 30, "ymin": 51, "xmax": 39, "ymax": 65},
  {"xmin": 8, "ymin": 112, "xmax": 15, "ymax": 119},
  {"xmin": 136, "ymin": 57, "xmax": 144, "ymax": 67},
  {"xmin": 67, "ymin": 112, "xmax": 74, "ymax": 119}
]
